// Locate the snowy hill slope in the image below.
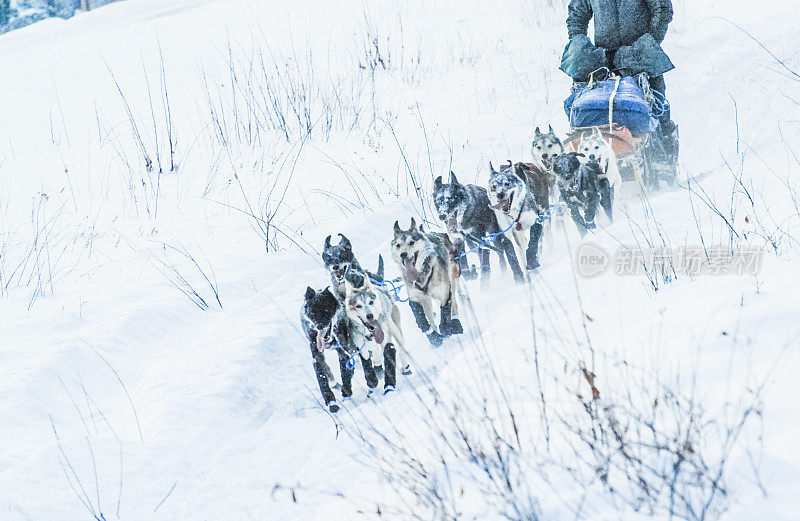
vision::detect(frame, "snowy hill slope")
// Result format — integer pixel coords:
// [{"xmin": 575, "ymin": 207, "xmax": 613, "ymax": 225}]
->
[{"xmin": 1, "ymin": 0, "xmax": 799, "ymax": 520}]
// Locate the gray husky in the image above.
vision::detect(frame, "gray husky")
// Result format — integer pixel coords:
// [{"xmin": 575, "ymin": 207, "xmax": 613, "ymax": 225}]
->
[
  {"xmin": 531, "ymin": 125, "xmax": 566, "ymax": 172},
  {"xmin": 392, "ymin": 218, "xmax": 462, "ymax": 347},
  {"xmin": 433, "ymin": 172, "xmax": 523, "ymax": 284},
  {"xmin": 487, "ymin": 161, "xmax": 550, "ymax": 271}
]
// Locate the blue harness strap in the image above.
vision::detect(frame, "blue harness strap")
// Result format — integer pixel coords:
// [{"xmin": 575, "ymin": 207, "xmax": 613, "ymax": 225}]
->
[{"xmin": 370, "ymin": 277, "xmax": 409, "ymax": 303}]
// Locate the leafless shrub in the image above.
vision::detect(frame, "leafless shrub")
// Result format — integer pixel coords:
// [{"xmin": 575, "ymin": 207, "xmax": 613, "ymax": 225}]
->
[
  {"xmin": 0, "ymin": 191, "xmax": 85, "ymax": 309},
  {"xmin": 617, "ymin": 197, "xmax": 678, "ymax": 291},
  {"xmin": 339, "ymin": 280, "xmax": 767, "ymax": 521},
  {"xmin": 200, "ymin": 35, "xmax": 377, "ymax": 148},
  {"xmin": 101, "ymin": 49, "xmax": 182, "ymax": 220},
  {"xmin": 148, "ymin": 238, "xmax": 221, "ymax": 311}
]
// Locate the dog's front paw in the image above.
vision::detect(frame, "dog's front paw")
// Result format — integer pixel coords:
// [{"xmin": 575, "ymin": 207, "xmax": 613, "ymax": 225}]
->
[
  {"xmin": 462, "ymin": 266, "xmax": 479, "ymax": 280},
  {"xmin": 526, "ymin": 258, "xmax": 540, "ymax": 271},
  {"xmin": 427, "ymin": 331, "xmax": 444, "ymax": 346},
  {"xmin": 328, "ymin": 401, "xmax": 339, "ymax": 413},
  {"xmin": 383, "ymin": 385, "xmax": 395, "ymax": 395},
  {"xmin": 341, "ymin": 387, "xmax": 353, "ymax": 398},
  {"xmin": 584, "ymin": 220, "xmax": 596, "ymax": 230},
  {"xmin": 444, "ymin": 318, "xmax": 463, "ymax": 336}
]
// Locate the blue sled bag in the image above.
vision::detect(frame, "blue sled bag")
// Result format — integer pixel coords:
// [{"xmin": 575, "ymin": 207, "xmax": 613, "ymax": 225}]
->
[{"xmin": 564, "ymin": 77, "xmax": 654, "ymax": 137}]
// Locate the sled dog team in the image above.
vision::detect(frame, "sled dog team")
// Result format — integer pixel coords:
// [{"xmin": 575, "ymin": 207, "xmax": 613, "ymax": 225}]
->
[{"xmin": 302, "ymin": 126, "xmax": 620, "ymax": 412}]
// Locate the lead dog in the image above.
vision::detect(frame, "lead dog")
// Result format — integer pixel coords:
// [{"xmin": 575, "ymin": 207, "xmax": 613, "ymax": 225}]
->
[
  {"xmin": 322, "ymin": 234, "xmax": 383, "ymax": 302},
  {"xmin": 392, "ymin": 218, "xmax": 462, "ymax": 346},
  {"xmin": 342, "ymin": 271, "xmax": 410, "ymax": 393},
  {"xmin": 301, "ymin": 287, "xmax": 378, "ymax": 412},
  {"xmin": 433, "ymin": 172, "xmax": 523, "ymax": 284}
]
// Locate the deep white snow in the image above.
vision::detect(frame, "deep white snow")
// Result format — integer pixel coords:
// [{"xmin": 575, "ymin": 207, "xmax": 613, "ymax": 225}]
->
[{"xmin": 1, "ymin": 0, "xmax": 799, "ymax": 520}]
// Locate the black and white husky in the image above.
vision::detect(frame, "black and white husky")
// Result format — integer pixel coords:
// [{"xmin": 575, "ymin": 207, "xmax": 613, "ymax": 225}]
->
[
  {"xmin": 551, "ymin": 152, "xmax": 614, "ymax": 236},
  {"xmin": 342, "ymin": 272, "xmax": 409, "ymax": 393},
  {"xmin": 433, "ymin": 173, "xmax": 523, "ymax": 284},
  {"xmin": 322, "ymin": 233, "xmax": 385, "ymax": 303},
  {"xmin": 392, "ymin": 218, "xmax": 462, "ymax": 347},
  {"xmin": 301, "ymin": 287, "xmax": 378, "ymax": 412},
  {"xmin": 322, "ymin": 234, "xmax": 364, "ymax": 302},
  {"xmin": 487, "ymin": 161, "xmax": 550, "ymax": 271}
]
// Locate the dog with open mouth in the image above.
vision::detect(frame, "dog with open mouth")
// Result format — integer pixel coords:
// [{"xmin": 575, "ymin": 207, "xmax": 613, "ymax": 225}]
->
[
  {"xmin": 322, "ymin": 233, "xmax": 386, "ymax": 301},
  {"xmin": 552, "ymin": 138, "xmax": 614, "ymax": 237},
  {"xmin": 322, "ymin": 234, "xmax": 364, "ymax": 302},
  {"xmin": 391, "ymin": 218, "xmax": 462, "ymax": 347},
  {"xmin": 531, "ymin": 125, "xmax": 566, "ymax": 173},
  {"xmin": 342, "ymin": 270, "xmax": 409, "ymax": 394},
  {"xmin": 301, "ymin": 286, "xmax": 379, "ymax": 412},
  {"xmin": 487, "ymin": 161, "xmax": 549, "ymax": 271},
  {"xmin": 433, "ymin": 172, "xmax": 524, "ymax": 285}
]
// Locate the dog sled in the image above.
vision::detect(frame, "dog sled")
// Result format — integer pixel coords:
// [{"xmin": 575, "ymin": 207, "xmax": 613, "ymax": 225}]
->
[{"xmin": 563, "ymin": 74, "xmax": 678, "ymax": 191}]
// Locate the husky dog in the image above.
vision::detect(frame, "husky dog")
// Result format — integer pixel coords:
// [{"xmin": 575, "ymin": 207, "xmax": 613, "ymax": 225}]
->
[
  {"xmin": 322, "ymin": 234, "xmax": 362, "ymax": 301},
  {"xmin": 577, "ymin": 128, "xmax": 623, "ymax": 189},
  {"xmin": 301, "ymin": 287, "xmax": 378, "ymax": 412},
  {"xmin": 392, "ymin": 218, "xmax": 462, "ymax": 347},
  {"xmin": 342, "ymin": 274, "xmax": 410, "ymax": 393},
  {"xmin": 433, "ymin": 172, "xmax": 523, "ymax": 284},
  {"xmin": 531, "ymin": 125, "xmax": 566, "ymax": 172},
  {"xmin": 322, "ymin": 234, "xmax": 384, "ymax": 302},
  {"xmin": 486, "ymin": 161, "xmax": 550, "ymax": 271},
  {"xmin": 551, "ymin": 152, "xmax": 613, "ymax": 236}
]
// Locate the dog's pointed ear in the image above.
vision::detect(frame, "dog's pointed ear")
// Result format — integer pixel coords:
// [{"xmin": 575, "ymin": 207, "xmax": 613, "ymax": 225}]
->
[
  {"xmin": 410, "ymin": 217, "xmax": 418, "ymax": 231},
  {"xmin": 506, "ymin": 160, "xmax": 513, "ymax": 169},
  {"xmin": 305, "ymin": 286, "xmax": 316, "ymax": 301},
  {"xmin": 338, "ymin": 233, "xmax": 352, "ymax": 251},
  {"xmin": 434, "ymin": 175, "xmax": 443, "ymax": 189},
  {"xmin": 489, "ymin": 161, "xmax": 497, "ymax": 175},
  {"xmin": 534, "ymin": 126, "xmax": 541, "ymax": 136},
  {"xmin": 324, "ymin": 235, "xmax": 332, "ymax": 249},
  {"xmin": 376, "ymin": 255, "xmax": 384, "ymax": 282},
  {"xmin": 548, "ymin": 124, "xmax": 554, "ymax": 134},
  {"xmin": 450, "ymin": 171, "xmax": 459, "ymax": 185},
  {"xmin": 593, "ymin": 127, "xmax": 603, "ymax": 138},
  {"xmin": 393, "ymin": 220, "xmax": 401, "ymax": 234}
]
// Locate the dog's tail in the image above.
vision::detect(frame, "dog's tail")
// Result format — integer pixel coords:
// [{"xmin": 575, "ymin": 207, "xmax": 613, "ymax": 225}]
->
[
  {"xmin": 375, "ymin": 255, "xmax": 384, "ymax": 282},
  {"xmin": 367, "ymin": 255, "xmax": 385, "ymax": 283}
]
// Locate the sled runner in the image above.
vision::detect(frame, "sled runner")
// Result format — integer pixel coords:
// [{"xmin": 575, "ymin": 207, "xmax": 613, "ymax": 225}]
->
[{"xmin": 563, "ymin": 74, "xmax": 678, "ymax": 191}]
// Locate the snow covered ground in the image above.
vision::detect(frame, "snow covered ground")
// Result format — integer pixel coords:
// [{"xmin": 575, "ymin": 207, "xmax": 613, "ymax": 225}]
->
[{"xmin": 1, "ymin": 0, "xmax": 799, "ymax": 519}]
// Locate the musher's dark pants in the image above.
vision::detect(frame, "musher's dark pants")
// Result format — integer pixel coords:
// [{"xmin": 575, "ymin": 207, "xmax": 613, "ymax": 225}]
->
[{"xmin": 648, "ymin": 75, "xmax": 674, "ymax": 133}]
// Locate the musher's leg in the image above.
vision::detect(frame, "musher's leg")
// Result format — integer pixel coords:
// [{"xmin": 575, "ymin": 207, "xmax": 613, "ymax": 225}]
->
[{"xmin": 649, "ymin": 75, "xmax": 678, "ymax": 165}]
